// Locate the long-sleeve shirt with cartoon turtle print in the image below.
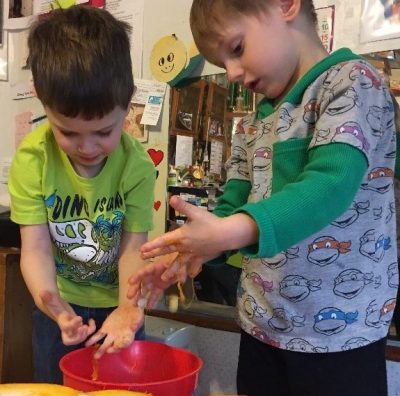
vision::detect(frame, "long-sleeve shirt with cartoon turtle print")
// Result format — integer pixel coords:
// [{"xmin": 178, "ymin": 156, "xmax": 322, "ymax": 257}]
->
[{"xmin": 214, "ymin": 48, "xmax": 398, "ymax": 353}]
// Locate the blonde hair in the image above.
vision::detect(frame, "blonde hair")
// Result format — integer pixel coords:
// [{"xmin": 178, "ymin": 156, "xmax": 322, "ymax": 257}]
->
[{"xmin": 190, "ymin": 0, "xmax": 317, "ymax": 59}]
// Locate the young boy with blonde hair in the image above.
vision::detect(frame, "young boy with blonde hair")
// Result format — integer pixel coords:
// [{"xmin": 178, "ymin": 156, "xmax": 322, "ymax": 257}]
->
[{"xmin": 130, "ymin": 1, "xmax": 398, "ymax": 395}]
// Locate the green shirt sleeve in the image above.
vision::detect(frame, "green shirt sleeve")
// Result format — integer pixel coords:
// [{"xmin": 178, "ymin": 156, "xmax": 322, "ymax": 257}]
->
[
  {"xmin": 213, "ymin": 179, "xmax": 252, "ymax": 218},
  {"xmin": 237, "ymin": 143, "xmax": 368, "ymax": 258},
  {"xmin": 8, "ymin": 127, "xmax": 49, "ymax": 225},
  {"xmin": 205, "ymin": 179, "xmax": 251, "ymax": 266}
]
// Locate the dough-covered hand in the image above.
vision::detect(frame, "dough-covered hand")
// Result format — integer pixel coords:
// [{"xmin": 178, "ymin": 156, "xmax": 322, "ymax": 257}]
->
[
  {"xmin": 140, "ymin": 196, "xmax": 223, "ymax": 259},
  {"xmin": 40, "ymin": 290, "xmax": 96, "ymax": 346},
  {"xmin": 140, "ymin": 196, "xmax": 224, "ymax": 266},
  {"xmin": 85, "ymin": 305, "xmax": 144, "ymax": 359},
  {"xmin": 127, "ymin": 252, "xmax": 186, "ymax": 308}
]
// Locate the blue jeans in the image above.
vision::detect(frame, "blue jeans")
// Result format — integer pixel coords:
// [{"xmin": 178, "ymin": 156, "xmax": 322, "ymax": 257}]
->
[{"xmin": 32, "ymin": 304, "xmax": 145, "ymax": 384}]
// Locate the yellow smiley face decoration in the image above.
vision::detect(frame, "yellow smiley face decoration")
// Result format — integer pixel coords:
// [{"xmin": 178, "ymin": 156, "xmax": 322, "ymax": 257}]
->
[{"xmin": 150, "ymin": 34, "xmax": 187, "ymax": 83}]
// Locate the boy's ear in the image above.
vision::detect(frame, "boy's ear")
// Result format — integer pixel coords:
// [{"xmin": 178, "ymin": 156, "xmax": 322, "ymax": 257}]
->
[{"xmin": 279, "ymin": 0, "xmax": 301, "ymax": 21}]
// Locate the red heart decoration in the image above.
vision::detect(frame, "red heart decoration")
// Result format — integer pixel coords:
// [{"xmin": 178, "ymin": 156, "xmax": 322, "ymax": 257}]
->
[
  {"xmin": 147, "ymin": 148, "xmax": 164, "ymax": 167},
  {"xmin": 153, "ymin": 201, "xmax": 161, "ymax": 211}
]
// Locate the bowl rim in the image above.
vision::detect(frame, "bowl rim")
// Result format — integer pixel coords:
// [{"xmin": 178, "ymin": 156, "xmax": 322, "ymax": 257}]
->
[{"xmin": 59, "ymin": 340, "xmax": 203, "ymax": 388}]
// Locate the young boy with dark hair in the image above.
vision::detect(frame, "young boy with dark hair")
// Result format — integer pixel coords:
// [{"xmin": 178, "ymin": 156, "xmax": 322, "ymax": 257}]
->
[
  {"xmin": 129, "ymin": 1, "xmax": 399, "ymax": 395},
  {"xmin": 8, "ymin": 5, "xmax": 155, "ymax": 383}
]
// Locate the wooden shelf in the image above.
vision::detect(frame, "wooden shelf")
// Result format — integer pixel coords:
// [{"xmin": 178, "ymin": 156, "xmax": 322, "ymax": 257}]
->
[
  {"xmin": 0, "ymin": 248, "xmax": 34, "ymax": 382},
  {"xmin": 226, "ymin": 111, "xmax": 252, "ymax": 119}
]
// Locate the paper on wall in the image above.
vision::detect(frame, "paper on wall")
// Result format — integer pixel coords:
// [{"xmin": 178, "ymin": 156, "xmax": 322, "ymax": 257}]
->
[
  {"xmin": 175, "ymin": 135, "xmax": 193, "ymax": 167},
  {"xmin": 14, "ymin": 111, "xmax": 33, "ymax": 148},
  {"xmin": 316, "ymin": 5, "xmax": 335, "ymax": 53},
  {"xmin": 4, "ymin": 0, "xmax": 98, "ymax": 30},
  {"xmin": 11, "ymin": 80, "xmax": 35, "ymax": 100},
  {"xmin": 140, "ymin": 92, "xmax": 164, "ymax": 126},
  {"xmin": 105, "ymin": 0, "xmax": 144, "ymax": 78},
  {"xmin": 132, "ymin": 79, "xmax": 166, "ymax": 105},
  {"xmin": 0, "ymin": 31, "xmax": 8, "ymax": 81},
  {"xmin": 3, "ymin": 0, "xmax": 35, "ymax": 30},
  {"xmin": 0, "ymin": 157, "xmax": 12, "ymax": 184},
  {"xmin": 209, "ymin": 140, "xmax": 223, "ymax": 175}
]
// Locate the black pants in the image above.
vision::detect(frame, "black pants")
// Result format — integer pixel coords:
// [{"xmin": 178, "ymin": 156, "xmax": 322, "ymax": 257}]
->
[
  {"xmin": 194, "ymin": 264, "xmax": 241, "ymax": 306},
  {"xmin": 237, "ymin": 330, "xmax": 388, "ymax": 396}
]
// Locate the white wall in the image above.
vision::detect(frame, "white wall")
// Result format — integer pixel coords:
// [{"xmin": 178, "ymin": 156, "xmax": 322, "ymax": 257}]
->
[{"xmin": 0, "ymin": 31, "xmax": 43, "ymax": 168}]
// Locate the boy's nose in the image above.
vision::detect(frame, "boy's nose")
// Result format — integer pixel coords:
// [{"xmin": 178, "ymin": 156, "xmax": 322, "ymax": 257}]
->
[
  {"xmin": 77, "ymin": 139, "xmax": 96, "ymax": 154},
  {"xmin": 225, "ymin": 61, "xmax": 243, "ymax": 83}
]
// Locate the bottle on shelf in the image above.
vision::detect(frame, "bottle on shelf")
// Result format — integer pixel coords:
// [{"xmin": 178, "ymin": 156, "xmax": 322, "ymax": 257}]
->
[
  {"xmin": 228, "ymin": 82, "xmax": 237, "ymax": 111},
  {"xmin": 167, "ymin": 165, "xmax": 178, "ymax": 186},
  {"xmin": 235, "ymin": 85, "xmax": 245, "ymax": 112}
]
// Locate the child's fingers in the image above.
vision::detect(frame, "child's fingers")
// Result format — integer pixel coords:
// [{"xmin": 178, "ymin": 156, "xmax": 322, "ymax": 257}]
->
[
  {"xmin": 147, "ymin": 290, "xmax": 163, "ymax": 309},
  {"xmin": 161, "ymin": 259, "xmax": 181, "ymax": 281},
  {"xmin": 140, "ymin": 229, "xmax": 189, "ymax": 255},
  {"xmin": 62, "ymin": 315, "xmax": 82, "ymax": 332},
  {"xmin": 126, "ymin": 276, "xmax": 143, "ymax": 298},
  {"xmin": 169, "ymin": 196, "xmax": 202, "ymax": 221},
  {"xmin": 128, "ymin": 265, "xmax": 154, "ymax": 285},
  {"xmin": 127, "ymin": 285, "xmax": 140, "ymax": 301},
  {"xmin": 140, "ymin": 245, "xmax": 177, "ymax": 259},
  {"xmin": 93, "ymin": 340, "xmax": 108, "ymax": 359},
  {"xmin": 188, "ymin": 258, "xmax": 203, "ymax": 278},
  {"xmin": 93, "ymin": 334, "xmax": 117, "ymax": 359},
  {"xmin": 86, "ymin": 318, "xmax": 97, "ymax": 336},
  {"xmin": 176, "ymin": 257, "xmax": 189, "ymax": 283},
  {"xmin": 113, "ymin": 332, "xmax": 134, "ymax": 351},
  {"xmin": 85, "ymin": 329, "xmax": 106, "ymax": 348},
  {"xmin": 128, "ymin": 272, "xmax": 142, "ymax": 285},
  {"xmin": 140, "ymin": 237, "xmax": 172, "ymax": 253}
]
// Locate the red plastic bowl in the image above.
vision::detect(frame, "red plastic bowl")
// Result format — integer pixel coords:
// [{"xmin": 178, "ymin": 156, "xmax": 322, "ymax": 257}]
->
[{"xmin": 59, "ymin": 340, "xmax": 202, "ymax": 396}]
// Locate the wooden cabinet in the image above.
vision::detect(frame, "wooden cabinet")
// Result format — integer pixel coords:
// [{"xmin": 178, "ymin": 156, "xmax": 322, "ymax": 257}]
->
[
  {"xmin": 169, "ymin": 80, "xmax": 229, "ymax": 177},
  {"xmin": 170, "ymin": 79, "xmax": 207, "ymax": 137},
  {"xmin": 170, "ymin": 80, "xmax": 228, "ymax": 140},
  {"xmin": 202, "ymin": 82, "xmax": 228, "ymax": 142},
  {"xmin": 0, "ymin": 248, "xmax": 34, "ymax": 382}
]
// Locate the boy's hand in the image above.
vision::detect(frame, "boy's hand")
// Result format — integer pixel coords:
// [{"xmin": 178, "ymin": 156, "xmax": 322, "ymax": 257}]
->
[
  {"xmin": 127, "ymin": 252, "xmax": 184, "ymax": 308},
  {"xmin": 85, "ymin": 305, "xmax": 144, "ymax": 359},
  {"xmin": 131, "ymin": 195, "xmax": 258, "ymax": 309},
  {"xmin": 139, "ymin": 196, "xmax": 223, "ymax": 276},
  {"xmin": 140, "ymin": 196, "xmax": 223, "ymax": 259},
  {"xmin": 40, "ymin": 290, "xmax": 96, "ymax": 345}
]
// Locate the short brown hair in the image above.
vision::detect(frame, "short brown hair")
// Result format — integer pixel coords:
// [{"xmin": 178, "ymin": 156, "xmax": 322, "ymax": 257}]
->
[
  {"xmin": 28, "ymin": 5, "xmax": 134, "ymax": 119},
  {"xmin": 190, "ymin": 0, "xmax": 317, "ymax": 58}
]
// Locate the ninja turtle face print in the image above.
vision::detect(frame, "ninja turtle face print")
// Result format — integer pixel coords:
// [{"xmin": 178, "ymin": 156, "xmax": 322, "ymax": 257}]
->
[{"xmin": 232, "ymin": 55, "xmax": 397, "ymax": 353}]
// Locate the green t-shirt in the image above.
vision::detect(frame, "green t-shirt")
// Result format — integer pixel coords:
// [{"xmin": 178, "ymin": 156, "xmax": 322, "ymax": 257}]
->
[{"xmin": 9, "ymin": 123, "xmax": 156, "ymax": 307}]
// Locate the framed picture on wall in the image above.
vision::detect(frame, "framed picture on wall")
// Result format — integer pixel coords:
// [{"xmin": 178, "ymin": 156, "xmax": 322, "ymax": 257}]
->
[
  {"xmin": 360, "ymin": 0, "xmax": 400, "ymax": 43},
  {"xmin": 170, "ymin": 79, "xmax": 206, "ymax": 137}
]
